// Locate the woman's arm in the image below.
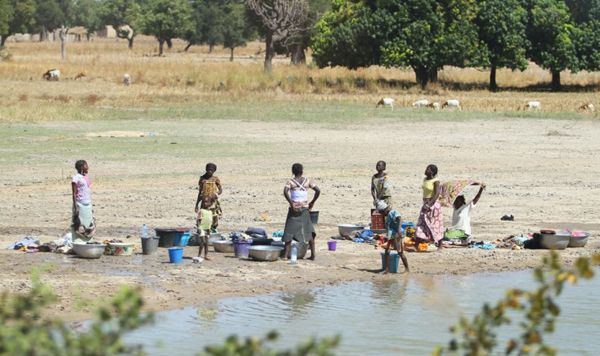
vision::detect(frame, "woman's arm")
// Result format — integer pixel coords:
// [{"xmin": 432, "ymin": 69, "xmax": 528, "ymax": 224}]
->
[
  {"xmin": 472, "ymin": 183, "xmax": 486, "ymax": 205},
  {"xmin": 426, "ymin": 181, "xmax": 441, "ymax": 209},
  {"xmin": 371, "ymin": 177, "xmax": 377, "ymax": 202},
  {"xmin": 309, "ymin": 186, "xmax": 321, "ymax": 210},
  {"xmin": 216, "ymin": 178, "xmax": 223, "ymax": 195},
  {"xmin": 195, "ymin": 179, "xmax": 203, "ymax": 212},
  {"xmin": 71, "ymin": 182, "xmax": 78, "ymax": 211},
  {"xmin": 283, "ymin": 186, "xmax": 293, "ymax": 207}
]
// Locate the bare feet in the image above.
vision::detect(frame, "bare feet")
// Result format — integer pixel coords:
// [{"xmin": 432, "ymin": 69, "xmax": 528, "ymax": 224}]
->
[{"xmin": 204, "ymin": 256, "xmax": 211, "ymax": 261}]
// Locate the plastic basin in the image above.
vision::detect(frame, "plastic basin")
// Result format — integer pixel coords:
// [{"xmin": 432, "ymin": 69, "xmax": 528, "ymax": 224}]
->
[
  {"xmin": 381, "ymin": 252, "xmax": 400, "ymax": 273},
  {"xmin": 168, "ymin": 247, "xmax": 183, "ymax": 263}
]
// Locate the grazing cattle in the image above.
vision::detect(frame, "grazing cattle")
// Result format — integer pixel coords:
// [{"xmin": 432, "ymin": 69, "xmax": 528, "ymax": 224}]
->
[
  {"xmin": 74, "ymin": 72, "xmax": 86, "ymax": 80},
  {"xmin": 412, "ymin": 99, "xmax": 429, "ymax": 108},
  {"xmin": 442, "ymin": 99, "xmax": 461, "ymax": 110},
  {"xmin": 427, "ymin": 102, "xmax": 440, "ymax": 111},
  {"xmin": 525, "ymin": 101, "xmax": 541, "ymax": 110},
  {"xmin": 376, "ymin": 97, "xmax": 394, "ymax": 110},
  {"xmin": 123, "ymin": 73, "xmax": 131, "ymax": 86},
  {"xmin": 42, "ymin": 69, "xmax": 60, "ymax": 81},
  {"xmin": 578, "ymin": 103, "xmax": 595, "ymax": 112}
]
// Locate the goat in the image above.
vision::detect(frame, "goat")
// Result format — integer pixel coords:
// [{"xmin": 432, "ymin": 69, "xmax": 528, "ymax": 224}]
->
[
  {"xmin": 578, "ymin": 103, "xmax": 595, "ymax": 112},
  {"xmin": 427, "ymin": 102, "xmax": 440, "ymax": 111},
  {"xmin": 442, "ymin": 99, "xmax": 461, "ymax": 110},
  {"xmin": 123, "ymin": 73, "xmax": 131, "ymax": 86},
  {"xmin": 376, "ymin": 97, "xmax": 394, "ymax": 110},
  {"xmin": 74, "ymin": 72, "xmax": 86, "ymax": 80},
  {"xmin": 412, "ymin": 99, "xmax": 429, "ymax": 108},
  {"xmin": 525, "ymin": 101, "xmax": 541, "ymax": 110},
  {"xmin": 42, "ymin": 69, "xmax": 60, "ymax": 81}
]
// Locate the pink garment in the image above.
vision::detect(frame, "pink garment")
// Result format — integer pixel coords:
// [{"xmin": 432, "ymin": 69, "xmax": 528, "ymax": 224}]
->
[
  {"xmin": 415, "ymin": 200, "xmax": 444, "ymax": 242},
  {"xmin": 72, "ymin": 173, "xmax": 92, "ymax": 204},
  {"xmin": 439, "ymin": 180, "xmax": 475, "ymax": 208}
]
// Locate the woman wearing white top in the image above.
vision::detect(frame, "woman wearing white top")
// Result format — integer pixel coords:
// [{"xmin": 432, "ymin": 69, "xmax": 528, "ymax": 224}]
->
[
  {"xmin": 283, "ymin": 163, "xmax": 320, "ymax": 260},
  {"xmin": 450, "ymin": 183, "xmax": 485, "ymax": 238}
]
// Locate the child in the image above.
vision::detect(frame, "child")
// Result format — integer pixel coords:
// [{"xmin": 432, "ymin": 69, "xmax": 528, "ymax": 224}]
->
[
  {"xmin": 447, "ymin": 183, "xmax": 486, "ymax": 240},
  {"xmin": 71, "ymin": 160, "xmax": 95, "ymax": 241},
  {"xmin": 377, "ymin": 201, "xmax": 409, "ymax": 273},
  {"xmin": 194, "ymin": 194, "xmax": 216, "ymax": 262},
  {"xmin": 195, "ymin": 163, "xmax": 222, "ymax": 232},
  {"xmin": 371, "ymin": 160, "xmax": 393, "ymax": 209}
]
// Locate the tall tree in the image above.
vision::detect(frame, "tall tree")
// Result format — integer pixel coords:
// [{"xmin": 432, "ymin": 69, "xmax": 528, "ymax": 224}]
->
[
  {"xmin": 222, "ymin": 1, "xmax": 255, "ymax": 61},
  {"xmin": 99, "ymin": 0, "xmax": 143, "ymax": 49},
  {"xmin": 567, "ymin": 0, "xmax": 600, "ymax": 78},
  {"xmin": 34, "ymin": 0, "xmax": 64, "ymax": 41},
  {"xmin": 140, "ymin": 0, "xmax": 193, "ymax": 56},
  {"xmin": 0, "ymin": 0, "xmax": 15, "ymax": 48},
  {"xmin": 186, "ymin": 0, "xmax": 225, "ymax": 52},
  {"xmin": 284, "ymin": 0, "xmax": 330, "ymax": 65},
  {"xmin": 73, "ymin": 0, "xmax": 102, "ymax": 40},
  {"xmin": 0, "ymin": 0, "xmax": 37, "ymax": 48},
  {"xmin": 525, "ymin": 0, "xmax": 579, "ymax": 91},
  {"xmin": 475, "ymin": 0, "xmax": 529, "ymax": 91},
  {"xmin": 247, "ymin": 0, "xmax": 309, "ymax": 72}
]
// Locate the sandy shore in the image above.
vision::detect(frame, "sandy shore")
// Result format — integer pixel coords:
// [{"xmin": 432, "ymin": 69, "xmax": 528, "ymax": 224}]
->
[{"xmin": 1, "ymin": 116, "xmax": 599, "ymax": 318}]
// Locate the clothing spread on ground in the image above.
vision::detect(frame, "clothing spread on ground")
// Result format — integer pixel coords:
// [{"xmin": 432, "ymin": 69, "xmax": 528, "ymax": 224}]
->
[
  {"xmin": 72, "ymin": 173, "xmax": 92, "ymax": 204},
  {"xmin": 452, "ymin": 202, "xmax": 475, "ymax": 236}
]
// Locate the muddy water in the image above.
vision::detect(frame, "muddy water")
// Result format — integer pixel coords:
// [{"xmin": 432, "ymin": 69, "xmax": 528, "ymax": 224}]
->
[{"xmin": 126, "ymin": 270, "xmax": 600, "ymax": 355}]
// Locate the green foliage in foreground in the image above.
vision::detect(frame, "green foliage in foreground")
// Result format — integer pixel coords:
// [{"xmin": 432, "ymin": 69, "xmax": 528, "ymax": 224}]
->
[
  {"xmin": 436, "ymin": 252, "xmax": 600, "ymax": 355},
  {"xmin": 0, "ymin": 270, "xmax": 153, "ymax": 355},
  {"xmin": 202, "ymin": 331, "xmax": 340, "ymax": 356}
]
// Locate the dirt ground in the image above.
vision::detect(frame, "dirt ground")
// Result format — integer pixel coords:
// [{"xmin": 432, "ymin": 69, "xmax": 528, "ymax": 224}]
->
[{"xmin": 1, "ymin": 116, "xmax": 599, "ymax": 319}]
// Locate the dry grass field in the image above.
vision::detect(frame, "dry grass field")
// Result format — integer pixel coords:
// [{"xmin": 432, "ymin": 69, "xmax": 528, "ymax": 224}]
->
[{"xmin": 0, "ymin": 37, "xmax": 599, "ymax": 122}]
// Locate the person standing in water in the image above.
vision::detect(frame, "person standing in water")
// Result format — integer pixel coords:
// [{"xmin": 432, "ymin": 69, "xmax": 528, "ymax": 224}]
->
[
  {"xmin": 283, "ymin": 163, "xmax": 320, "ymax": 260},
  {"xmin": 71, "ymin": 160, "xmax": 95, "ymax": 241},
  {"xmin": 371, "ymin": 160, "xmax": 393, "ymax": 210},
  {"xmin": 415, "ymin": 164, "xmax": 444, "ymax": 248},
  {"xmin": 195, "ymin": 163, "xmax": 222, "ymax": 232}
]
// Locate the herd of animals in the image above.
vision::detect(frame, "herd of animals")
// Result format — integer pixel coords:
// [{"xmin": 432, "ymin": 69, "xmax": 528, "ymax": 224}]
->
[{"xmin": 41, "ymin": 69, "xmax": 595, "ymax": 113}]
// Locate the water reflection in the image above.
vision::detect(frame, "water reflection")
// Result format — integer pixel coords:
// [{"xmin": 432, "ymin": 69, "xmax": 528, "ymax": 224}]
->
[
  {"xmin": 280, "ymin": 290, "xmax": 316, "ymax": 319},
  {"xmin": 371, "ymin": 277, "xmax": 408, "ymax": 308}
]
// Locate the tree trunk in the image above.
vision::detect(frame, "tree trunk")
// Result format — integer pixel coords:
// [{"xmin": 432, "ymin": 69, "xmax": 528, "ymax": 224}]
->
[
  {"xmin": 414, "ymin": 66, "xmax": 429, "ymax": 89},
  {"xmin": 166, "ymin": 38, "xmax": 173, "ymax": 49},
  {"xmin": 158, "ymin": 39, "xmax": 164, "ymax": 56},
  {"xmin": 208, "ymin": 43, "xmax": 214, "ymax": 53},
  {"xmin": 264, "ymin": 30, "xmax": 275, "ymax": 73},
  {"xmin": 291, "ymin": 44, "xmax": 306, "ymax": 65},
  {"xmin": 127, "ymin": 36, "xmax": 134, "ymax": 49},
  {"xmin": 551, "ymin": 70, "xmax": 561, "ymax": 91},
  {"xmin": 185, "ymin": 42, "xmax": 193, "ymax": 52},
  {"xmin": 230, "ymin": 47, "xmax": 234, "ymax": 62},
  {"xmin": 0, "ymin": 35, "xmax": 7, "ymax": 48},
  {"xmin": 489, "ymin": 64, "xmax": 498, "ymax": 91},
  {"xmin": 428, "ymin": 67, "xmax": 438, "ymax": 83},
  {"xmin": 59, "ymin": 26, "xmax": 67, "ymax": 60}
]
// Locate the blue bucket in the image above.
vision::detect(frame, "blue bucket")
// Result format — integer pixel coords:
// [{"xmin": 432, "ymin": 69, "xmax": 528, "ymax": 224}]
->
[
  {"xmin": 168, "ymin": 247, "xmax": 184, "ymax": 264},
  {"xmin": 173, "ymin": 231, "xmax": 191, "ymax": 247},
  {"xmin": 380, "ymin": 252, "xmax": 400, "ymax": 273}
]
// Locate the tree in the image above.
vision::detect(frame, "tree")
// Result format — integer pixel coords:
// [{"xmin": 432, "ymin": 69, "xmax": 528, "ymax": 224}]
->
[
  {"xmin": 99, "ymin": 0, "xmax": 143, "ymax": 49},
  {"xmin": 475, "ymin": 0, "xmax": 529, "ymax": 91},
  {"xmin": 284, "ymin": 0, "xmax": 330, "ymax": 65},
  {"xmin": 185, "ymin": 0, "xmax": 225, "ymax": 52},
  {"xmin": 525, "ymin": 0, "xmax": 579, "ymax": 91},
  {"xmin": 73, "ymin": 0, "xmax": 102, "ymax": 40},
  {"xmin": 222, "ymin": 1, "xmax": 255, "ymax": 61},
  {"xmin": 0, "ymin": 0, "xmax": 37, "ymax": 48},
  {"xmin": 311, "ymin": 0, "xmax": 385, "ymax": 69},
  {"xmin": 0, "ymin": 0, "xmax": 14, "ymax": 48},
  {"xmin": 567, "ymin": 1, "xmax": 600, "ymax": 77},
  {"xmin": 34, "ymin": 0, "xmax": 64, "ymax": 41},
  {"xmin": 140, "ymin": 0, "xmax": 193, "ymax": 56},
  {"xmin": 247, "ymin": 0, "xmax": 309, "ymax": 72}
]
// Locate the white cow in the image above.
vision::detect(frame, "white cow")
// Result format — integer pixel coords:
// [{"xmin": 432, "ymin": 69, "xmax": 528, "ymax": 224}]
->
[
  {"xmin": 376, "ymin": 97, "xmax": 394, "ymax": 110},
  {"xmin": 525, "ymin": 101, "xmax": 541, "ymax": 110},
  {"xmin": 412, "ymin": 99, "xmax": 429, "ymax": 108},
  {"xmin": 442, "ymin": 99, "xmax": 461, "ymax": 110},
  {"xmin": 43, "ymin": 69, "xmax": 60, "ymax": 81}
]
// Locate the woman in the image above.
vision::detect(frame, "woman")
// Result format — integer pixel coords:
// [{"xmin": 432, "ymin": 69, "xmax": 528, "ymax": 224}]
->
[
  {"xmin": 71, "ymin": 160, "xmax": 95, "ymax": 241},
  {"xmin": 371, "ymin": 160, "xmax": 393, "ymax": 209},
  {"xmin": 415, "ymin": 164, "xmax": 444, "ymax": 247},
  {"xmin": 283, "ymin": 163, "xmax": 320, "ymax": 260}
]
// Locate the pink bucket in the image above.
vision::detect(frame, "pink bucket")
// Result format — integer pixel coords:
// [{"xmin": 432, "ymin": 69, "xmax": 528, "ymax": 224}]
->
[{"xmin": 327, "ymin": 240, "xmax": 337, "ymax": 251}]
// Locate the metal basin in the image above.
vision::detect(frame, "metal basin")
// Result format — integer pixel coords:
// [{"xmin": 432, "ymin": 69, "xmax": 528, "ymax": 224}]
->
[
  {"xmin": 540, "ymin": 232, "xmax": 571, "ymax": 250},
  {"xmin": 213, "ymin": 240, "xmax": 234, "ymax": 253},
  {"xmin": 568, "ymin": 232, "xmax": 589, "ymax": 248},
  {"xmin": 249, "ymin": 245, "xmax": 284, "ymax": 262},
  {"xmin": 72, "ymin": 243, "xmax": 106, "ymax": 259},
  {"xmin": 338, "ymin": 224, "xmax": 364, "ymax": 237}
]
